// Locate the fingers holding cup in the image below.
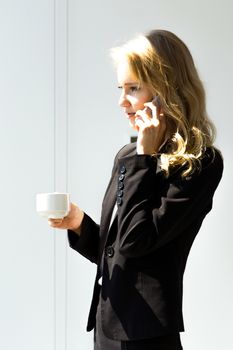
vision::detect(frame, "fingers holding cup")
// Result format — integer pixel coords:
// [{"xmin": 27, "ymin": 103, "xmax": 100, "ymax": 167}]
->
[{"xmin": 48, "ymin": 218, "xmax": 63, "ymax": 227}]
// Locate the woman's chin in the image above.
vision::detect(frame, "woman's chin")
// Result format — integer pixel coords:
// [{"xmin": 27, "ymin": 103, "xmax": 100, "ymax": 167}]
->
[{"xmin": 129, "ymin": 121, "xmax": 139, "ymax": 132}]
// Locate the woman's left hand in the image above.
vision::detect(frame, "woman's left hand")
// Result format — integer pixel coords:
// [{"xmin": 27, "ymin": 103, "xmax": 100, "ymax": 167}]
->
[{"xmin": 135, "ymin": 101, "xmax": 166, "ymax": 155}]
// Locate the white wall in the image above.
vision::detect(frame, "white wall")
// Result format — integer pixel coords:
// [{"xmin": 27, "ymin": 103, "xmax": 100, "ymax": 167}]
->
[
  {"xmin": 0, "ymin": 0, "xmax": 232, "ymax": 349},
  {"xmin": 0, "ymin": 1, "xmax": 54, "ymax": 349}
]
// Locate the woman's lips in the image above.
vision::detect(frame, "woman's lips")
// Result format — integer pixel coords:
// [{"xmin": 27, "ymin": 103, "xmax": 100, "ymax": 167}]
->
[{"xmin": 126, "ymin": 112, "xmax": 136, "ymax": 119}]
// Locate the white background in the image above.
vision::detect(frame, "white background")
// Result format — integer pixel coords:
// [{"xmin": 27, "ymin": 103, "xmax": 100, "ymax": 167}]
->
[{"xmin": 0, "ymin": 0, "xmax": 232, "ymax": 349}]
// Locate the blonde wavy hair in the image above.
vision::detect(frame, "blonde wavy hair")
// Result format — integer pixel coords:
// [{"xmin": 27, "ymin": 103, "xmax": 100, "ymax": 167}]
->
[{"xmin": 111, "ymin": 29, "xmax": 216, "ymax": 176}]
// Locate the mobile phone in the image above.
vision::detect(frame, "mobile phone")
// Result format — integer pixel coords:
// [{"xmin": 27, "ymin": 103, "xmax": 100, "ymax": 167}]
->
[{"xmin": 152, "ymin": 95, "xmax": 162, "ymax": 108}]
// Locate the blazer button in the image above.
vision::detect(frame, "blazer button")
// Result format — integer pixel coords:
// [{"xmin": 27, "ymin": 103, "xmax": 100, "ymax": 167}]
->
[
  {"xmin": 120, "ymin": 165, "xmax": 126, "ymax": 174},
  {"xmin": 118, "ymin": 182, "xmax": 124, "ymax": 190},
  {"xmin": 118, "ymin": 174, "xmax": 125, "ymax": 181},
  {"xmin": 105, "ymin": 246, "xmax": 114, "ymax": 258},
  {"xmin": 117, "ymin": 190, "xmax": 123, "ymax": 197},
  {"xmin": 117, "ymin": 197, "xmax": 122, "ymax": 206}
]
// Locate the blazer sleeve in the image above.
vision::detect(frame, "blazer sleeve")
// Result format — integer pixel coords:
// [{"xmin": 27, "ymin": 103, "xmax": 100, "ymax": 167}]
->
[
  {"xmin": 116, "ymin": 149, "xmax": 224, "ymax": 258},
  {"xmin": 67, "ymin": 213, "xmax": 100, "ymax": 264}
]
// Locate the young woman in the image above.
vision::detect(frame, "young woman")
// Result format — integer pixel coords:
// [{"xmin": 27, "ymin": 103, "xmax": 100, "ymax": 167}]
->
[{"xmin": 49, "ymin": 29, "xmax": 223, "ymax": 350}]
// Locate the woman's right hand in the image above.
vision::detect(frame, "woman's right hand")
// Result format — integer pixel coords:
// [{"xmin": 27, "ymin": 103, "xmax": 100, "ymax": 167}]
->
[{"xmin": 48, "ymin": 202, "xmax": 84, "ymax": 235}]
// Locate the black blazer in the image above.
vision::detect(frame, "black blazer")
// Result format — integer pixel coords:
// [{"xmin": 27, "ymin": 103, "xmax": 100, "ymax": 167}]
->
[{"xmin": 68, "ymin": 143, "xmax": 223, "ymax": 341}]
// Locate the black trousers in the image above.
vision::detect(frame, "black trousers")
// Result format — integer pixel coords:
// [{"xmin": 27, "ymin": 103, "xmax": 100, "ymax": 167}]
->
[{"xmin": 94, "ymin": 299, "xmax": 183, "ymax": 350}]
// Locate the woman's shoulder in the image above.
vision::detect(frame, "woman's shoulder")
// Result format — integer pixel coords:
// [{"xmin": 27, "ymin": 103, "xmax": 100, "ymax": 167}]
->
[
  {"xmin": 202, "ymin": 146, "xmax": 223, "ymax": 172},
  {"xmin": 168, "ymin": 146, "xmax": 223, "ymax": 184},
  {"xmin": 186, "ymin": 146, "xmax": 224, "ymax": 187}
]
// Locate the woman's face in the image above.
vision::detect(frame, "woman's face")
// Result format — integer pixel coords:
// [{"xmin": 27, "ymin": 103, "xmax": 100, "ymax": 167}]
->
[{"xmin": 117, "ymin": 60, "xmax": 153, "ymax": 130}]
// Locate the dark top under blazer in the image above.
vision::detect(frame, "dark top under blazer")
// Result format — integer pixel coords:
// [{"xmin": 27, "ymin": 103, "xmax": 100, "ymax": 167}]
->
[{"xmin": 68, "ymin": 143, "xmax": 223, "ymax": 341}]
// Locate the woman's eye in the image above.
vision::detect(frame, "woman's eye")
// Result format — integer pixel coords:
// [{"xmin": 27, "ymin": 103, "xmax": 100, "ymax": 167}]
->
[
  {"xmin": 129, "ymin": 86, "xmax": 140, "ymax": 93},
  {"xmin": 117, "ymin": 85, "xmax": 141, "ymax": 94}
]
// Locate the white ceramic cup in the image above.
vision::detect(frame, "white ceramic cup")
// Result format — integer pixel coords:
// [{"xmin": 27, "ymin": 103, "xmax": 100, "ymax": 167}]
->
[{"xmin": 36, "ymin": 192, "xmax": 70, "ymax": 219}]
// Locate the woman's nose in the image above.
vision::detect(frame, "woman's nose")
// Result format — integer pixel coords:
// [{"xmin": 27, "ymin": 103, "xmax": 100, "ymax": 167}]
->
[{"xmin": 118, "ymin": 93, "xmax": 131, "ymax": 107}]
